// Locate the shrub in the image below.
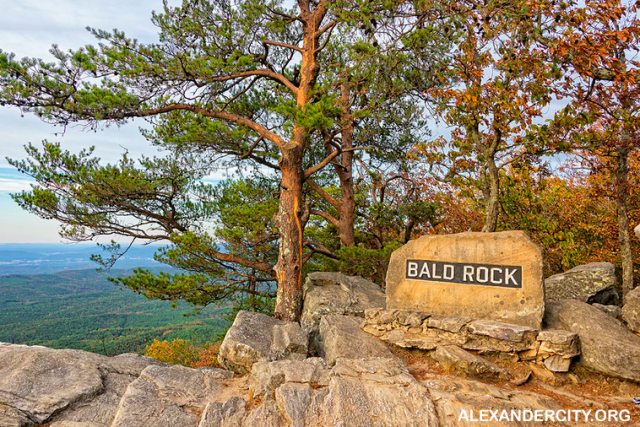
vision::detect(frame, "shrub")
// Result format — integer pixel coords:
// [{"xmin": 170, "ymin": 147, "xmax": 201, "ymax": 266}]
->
[{"xmin": 144, "ymin": 338, "xmax": 221, "ymax": 368}]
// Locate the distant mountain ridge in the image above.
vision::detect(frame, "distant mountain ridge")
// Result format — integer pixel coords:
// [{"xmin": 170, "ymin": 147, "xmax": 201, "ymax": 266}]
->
[{"xmin": 0, "ymin": 243, "xmax": 165, "ymax": 275}]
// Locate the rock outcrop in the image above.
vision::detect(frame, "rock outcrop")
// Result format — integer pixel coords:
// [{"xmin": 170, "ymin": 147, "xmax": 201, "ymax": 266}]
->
[
  {"xmin": 424, "ymin": 375, "xmax": 561, "ymax": 427},
  {"xmin": 0, "ymin": 343, "xmax": 250, "ymax": 427},
  {"xmin": 110, "ymin": 365, "xmax": 238, "ymax": 427},
  {"xmin": 300, "ymin": 272, "xmax": 385, "ymax": 352},
  {"xmin": 0, "ymin": 343, "xmax": 166, "ymax": 426},
  {"xmin": 318, "ymin": 314, "xmax": 396, "ymax": 366},
  {"xmin": 218, "ymin": 311, "xmax": 308, "ymax": 374},
  {"xmin": 545, "ymin": 299, "xmax": 640, "ymax": 381},
  {"xmin": 251, "ymin": 359, "xmax": 330, "ymax": 398},
  {"xmin": 0, "ymin": 338, "xmax": 582, "ymax": 427},
  {"xmin": 7, "ymin": 269, "xmax": 640, "ymax": 427},
  {"xmin": 250, "ymin": 357, "xmax": 440, "ymax": 427},
  {"xmin": 623, "ymin": 285, "xmax": 640, "ymax": 333},
  {"xmin": 545, "ymin": 262, "xmax": 619, "ymax": 305}
]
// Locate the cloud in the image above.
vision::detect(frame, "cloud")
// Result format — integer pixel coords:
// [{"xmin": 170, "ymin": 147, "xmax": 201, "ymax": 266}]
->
[
  {"xmin": 0, "ymin": 178, "xmax": 33, "ymax": 193},
  {"xmin": 0, "ymin": 0, "xmax": 177, "ymax": 57}
]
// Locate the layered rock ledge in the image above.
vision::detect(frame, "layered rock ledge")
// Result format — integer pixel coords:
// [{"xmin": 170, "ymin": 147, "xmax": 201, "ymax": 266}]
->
[{"xmin": 362, "ymin": 308, "xmax": 580, "ymax": 372}]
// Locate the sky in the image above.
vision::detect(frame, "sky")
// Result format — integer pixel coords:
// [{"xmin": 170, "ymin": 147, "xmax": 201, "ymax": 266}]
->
[{"xmin": 0, "ymin": 0, "xmax": 181, "ymax": 242}]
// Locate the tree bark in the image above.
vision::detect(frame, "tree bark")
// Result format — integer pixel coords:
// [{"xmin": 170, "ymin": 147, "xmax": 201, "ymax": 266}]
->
[
  {"xmin": 335, "ymin": 81, "xmax": 356, "ymax": 247},
  {"xmin": 616, "ymin": 145, "xmax": 634, "ymax": 297},
  {"xmin": 475, "ymin": 123, "xmax": 500, "ymax": 233},
  {"xmin": 273, "ymin": 149, "xmax": 305, "ymax": 320},
  {"xmin": 481, "ymin": 154, "xmax": 500, "ymax": 233}
]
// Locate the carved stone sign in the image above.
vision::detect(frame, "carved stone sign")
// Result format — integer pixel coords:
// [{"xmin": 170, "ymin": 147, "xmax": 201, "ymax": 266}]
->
[
  {"xmin": 386, "ymin": 231, "xmax": 544, "ymax": 329},
  {"xmin": 406, "ymin": 260, "xmax": 523, "ymax": 288}
]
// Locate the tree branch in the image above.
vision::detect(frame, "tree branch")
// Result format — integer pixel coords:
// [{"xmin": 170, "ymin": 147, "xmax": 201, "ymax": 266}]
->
[
  {"xmin": 310, "ymin": 208, "xmax": 340, "ymax": 227},
  {"xmin": 263, "ymin": 40, "xmax": 303, "ymax": 53},
  {"xmin": 209, "ymin": 69, "xmax": 299, "ymax": 95},
  {"xmin": 306, "ymin": 178, "xmax": 340, "ymax": 210},
  {"xmin": 130, "ymin": 103, "xmax": 288, "ymax": 148},
  {"xmin": 303, "ymin": 146, "xmax": 372, "ymax": 179},
  {"xmin": 239, "ymin": 136, "xmax": 264, "ymax": 160},
  {"xmin": 318, "ymin": 20, "xmax": 336, "ymax": 35},
  {"xmin": 203, "ymin": 246, "xmax": 275, "ymax": 275},
  {"xmin": 303, "ymin": 240, "xmax": 339, "ymax": 260}
]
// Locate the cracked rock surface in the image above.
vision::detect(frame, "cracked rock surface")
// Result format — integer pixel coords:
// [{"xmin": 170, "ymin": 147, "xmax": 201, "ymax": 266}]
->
[{"xmin": 0, "ymin": 343, "xmax": 166, "ymax": 426}]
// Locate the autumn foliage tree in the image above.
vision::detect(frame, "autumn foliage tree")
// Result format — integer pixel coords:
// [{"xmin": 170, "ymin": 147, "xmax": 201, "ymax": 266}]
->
[
  {"xmin": 533, "ymin": 0, "xmax": 640, "ymax": 294},
  {"xmin": 418, "ymin": 0, "xmax": 555, "ymax": 232}
]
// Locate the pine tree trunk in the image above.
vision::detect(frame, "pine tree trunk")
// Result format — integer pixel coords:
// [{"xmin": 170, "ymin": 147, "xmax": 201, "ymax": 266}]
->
[
  {"xmin": 336, "ymin": 84, "xmax": 356, "ymax": 247},
  {"xmin": 616, "ymin": 146, "xmax": 634, "ymax": 297},
  {"xmin": 273, "ymin": 150, "xmax": 305, "ymax": 321},
  {"xmin": 338, "ymin": 166, "xmax": 356, "ymax": 247},
  {"xmin": 272, "ymin": 3, "xmax": 326, "ymax": 320}
]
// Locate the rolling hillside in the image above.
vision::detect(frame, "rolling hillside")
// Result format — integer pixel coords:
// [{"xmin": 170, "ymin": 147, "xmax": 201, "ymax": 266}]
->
[{"xmin": 0, "ymin": 268, "xmax": 230, "ymax": 355}]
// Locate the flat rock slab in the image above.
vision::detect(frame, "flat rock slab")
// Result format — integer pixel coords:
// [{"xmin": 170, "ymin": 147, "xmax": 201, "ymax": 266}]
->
[
  {"xmin": 363, "ymin": 309, "xmax": 579, "ymax": 371},
  {"xmin": 427, "ymin": 315, "xmax": 472, "ymax": 333},
  {"xmin": 536, "ymin": 329, "xmax": 577, "ymax": 345},
  {"xmin": 318, "ymin": 315, "xmax": 396, "ymax": 366},
  {"xmin": 432, "ymin": 345, "xmax": 510, "ymax": 380},
  {"xmin": 386, "ymin": 231, "xmax": 545, "ymax": 329},
  {"xmin": 467, "ymin": 320, "xmax": 536, "ymax": 342},
  {"xmin": 251, "ymin": 359, "xmax": 330, "ymax": 397},
  {"xmin": 380, "ymin": 330, "xmax": 443, "ymax": 351},
  {"xmin": 535, "ymin": 329, "xmax": 580, "ymax": 372},
  {"xmin": 0, "ymin": 346, "xmax": 104, "ymax": 424},
  {"xmin": 545, "ymin": 299, "xmax": 640, "ymax": 381},
  {"xmin": 545, "ymin": 262, "xmax": 618, "ymax": 305},
  {"xmin": 218, "ymin": 311, "xmax": 308, "ymax": 374}
]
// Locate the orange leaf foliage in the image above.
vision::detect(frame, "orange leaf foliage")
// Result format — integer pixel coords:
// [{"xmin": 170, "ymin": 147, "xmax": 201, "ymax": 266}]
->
[{"xmin": 144, "ymin": 339, "xmax": 222, "ymax": 369}]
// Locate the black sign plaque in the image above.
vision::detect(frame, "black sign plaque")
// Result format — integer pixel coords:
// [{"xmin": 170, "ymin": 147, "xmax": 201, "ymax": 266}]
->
[{"xmin": 406, "ymin": 259, "xmax": 522, "ymax": 289}]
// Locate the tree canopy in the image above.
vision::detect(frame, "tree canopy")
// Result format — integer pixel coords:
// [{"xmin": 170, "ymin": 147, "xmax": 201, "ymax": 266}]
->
[{"xmin": 2, "ymin": 0, "xmax": 640, "ymax": 319}]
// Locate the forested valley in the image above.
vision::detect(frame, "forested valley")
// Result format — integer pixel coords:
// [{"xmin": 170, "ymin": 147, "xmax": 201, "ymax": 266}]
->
[{"xmin": 0, "ymin": 268, "xmax": 228, "ymax": 355}]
